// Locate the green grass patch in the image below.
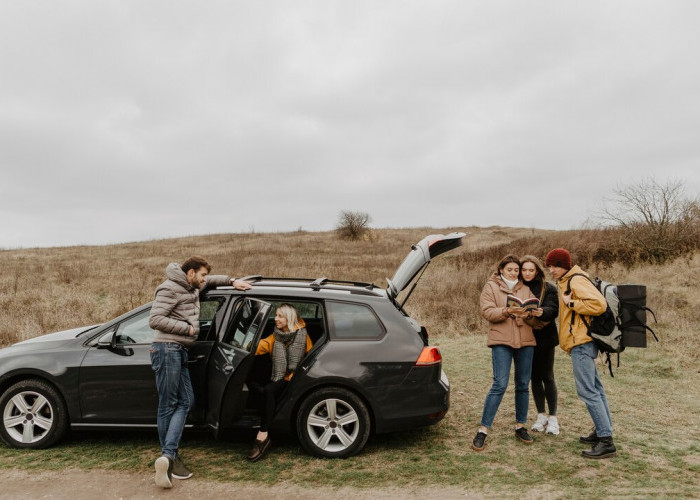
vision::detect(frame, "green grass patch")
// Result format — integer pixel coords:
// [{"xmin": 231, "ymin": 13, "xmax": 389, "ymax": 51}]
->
[{"xmin": 1, "ymin": 334, "xmax": 698, "ymax": 497}]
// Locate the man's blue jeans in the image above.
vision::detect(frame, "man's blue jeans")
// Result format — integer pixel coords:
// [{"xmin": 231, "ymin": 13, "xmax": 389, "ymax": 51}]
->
[
  {"xmin": 150, "ymin": 342, "xmax": 193, "ymax": 459},
  {"xmin": 480, "ymin": 345, "xmax": 534, "ymax": 428},
  {"xmin": 571, "ymin": 341, "xmax": 613, "ymax": 437}
]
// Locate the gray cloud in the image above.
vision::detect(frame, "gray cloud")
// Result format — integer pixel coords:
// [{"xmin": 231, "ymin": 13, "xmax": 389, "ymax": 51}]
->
[{"xmin": 1, "ymin": 1, "xmax": 699, "ymax": 248}]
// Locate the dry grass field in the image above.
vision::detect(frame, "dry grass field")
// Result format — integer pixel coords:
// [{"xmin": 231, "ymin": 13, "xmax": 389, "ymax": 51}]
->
[
  {"xmin": 0, "ymin": 225, "xmax": 550, "ymax": 347},
  {"xmin": 1, "ymin": 227, "xmax": 698, "ymax": 497}
]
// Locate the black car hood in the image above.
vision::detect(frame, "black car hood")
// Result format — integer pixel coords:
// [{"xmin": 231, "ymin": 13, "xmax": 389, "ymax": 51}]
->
[
  {"xmin": 387, "ymin": 232, "xmax": 465, "ymax": 304},
  {"xmin": 14, "ymin": 325, "xmax": 99, "ymax": 346}
]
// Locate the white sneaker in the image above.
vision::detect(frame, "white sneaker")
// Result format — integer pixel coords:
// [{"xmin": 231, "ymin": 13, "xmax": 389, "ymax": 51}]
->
[
  {"xmin": 155, "ymin": 456, "xmax": 173, "ymax": 489},
  {"xmin": 546, "ymin": 416, "xmax": 560, "ymax": 435},
  {"xmin": 531, "ymin": 413, "xmax": 548, "ymax": 432}
]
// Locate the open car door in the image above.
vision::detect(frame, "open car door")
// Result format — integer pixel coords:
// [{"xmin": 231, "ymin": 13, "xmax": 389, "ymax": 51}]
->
[
  {"xmin": 206, "ymin": 297, "xmax": 271, "ymax": 436},
  {"xmin": 387, "ymin": 232, "xmax": 466, "ymax": 308}
]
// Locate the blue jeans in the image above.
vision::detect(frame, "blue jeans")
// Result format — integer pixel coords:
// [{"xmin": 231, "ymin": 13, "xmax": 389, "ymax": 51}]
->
[
  {"xmin": 480, "ymin": 345, "xmax": 534, "ymax": 428},
  {"xmin": 150, "ymin": 342, "xmax": 194, "ymax": 459},
  {"xmin": 570, "ymin": 341, "xmax": 613, "ymax": 437}
]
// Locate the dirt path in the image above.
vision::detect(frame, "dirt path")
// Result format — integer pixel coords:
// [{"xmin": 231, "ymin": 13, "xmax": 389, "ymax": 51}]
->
[{"xmin": 0, "ymin": 469, "xmax": 481, "ymax": 499}]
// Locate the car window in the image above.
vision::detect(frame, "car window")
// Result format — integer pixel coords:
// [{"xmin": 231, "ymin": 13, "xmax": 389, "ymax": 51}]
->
[
  {"xmin": 198, "ymin": 296, "xmax": 228, "ymax": 341},
  {"xmin": 326, "ymin": 301, "xmax": 385, "ymax": 340},
  {"xmin": 223, "ymin": 299, "xmax": 267, "ymax": 351},
  {"xmin": 115, "ymin": 310, "xmax": 154, "ymax": 345},
  {"xmin": 260, "ymin": 300, "xmax": 326, "ymax": 345},
  {"xmin": 266, "ymin": 301, "xmax": 325, "ymax": 321}
]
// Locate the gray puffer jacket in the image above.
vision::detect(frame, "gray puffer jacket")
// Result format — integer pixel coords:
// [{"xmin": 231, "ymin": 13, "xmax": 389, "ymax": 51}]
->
[{"xmin": 149, "ymin": 263, "xmax": 231, "ymax": 347}]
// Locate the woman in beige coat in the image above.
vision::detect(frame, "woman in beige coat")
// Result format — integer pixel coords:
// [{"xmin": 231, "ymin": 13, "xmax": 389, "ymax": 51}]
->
[{"xmin": 472, "ymin": 254, "xmax": 539, "ymax": 451}]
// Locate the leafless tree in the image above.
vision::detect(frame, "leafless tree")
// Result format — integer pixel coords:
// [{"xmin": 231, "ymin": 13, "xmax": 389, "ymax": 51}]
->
[
  {"xmin": 336, "ymin": 210, "xmax": 372, "ymax": 241},
  {"xmin": 599, "ymin": 178, "xmax": 700, "ymax": 263}
]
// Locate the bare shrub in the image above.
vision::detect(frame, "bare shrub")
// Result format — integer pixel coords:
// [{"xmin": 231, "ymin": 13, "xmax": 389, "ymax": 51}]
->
[
  {"xmin": 335, "ymin": 210, "xmax": 372, "ymax": 241},
  {"xmin": 598, "ymin": 178, "xmax": 700, "ymax": 264}
]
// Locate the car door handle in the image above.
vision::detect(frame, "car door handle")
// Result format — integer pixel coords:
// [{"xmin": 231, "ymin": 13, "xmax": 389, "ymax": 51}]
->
[
  {"xmin": 223, "ymin": 364, "xmax": 234, "ymax": 374},
  {"xmin": 188, "ymin": 354, "xmax": 207, "ymax": 363}
]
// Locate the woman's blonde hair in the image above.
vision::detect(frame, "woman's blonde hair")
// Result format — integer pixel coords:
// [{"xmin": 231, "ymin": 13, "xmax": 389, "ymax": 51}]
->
[
  {"xmin": 277, "ymin": 303, "xmax": 301, "ymax": 332},
  {"xmin": 519, "ymin": 255, "xmax": 545, "ymax": 281}
]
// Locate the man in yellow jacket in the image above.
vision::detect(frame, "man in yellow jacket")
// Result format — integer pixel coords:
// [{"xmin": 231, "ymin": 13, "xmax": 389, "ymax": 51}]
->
[{"xmin": 546, "ymin": 248, "xmax": 617, "ymax": 459}]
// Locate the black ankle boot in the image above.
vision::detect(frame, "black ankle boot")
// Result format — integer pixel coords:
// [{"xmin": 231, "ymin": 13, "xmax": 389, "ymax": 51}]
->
[
  {"xmin": 579, "ymin": 430, "xmax": 599, "ymax": 444},
  {"xmin": 582, "ymin": 436, "xmax": 617, "ymax": 459}
]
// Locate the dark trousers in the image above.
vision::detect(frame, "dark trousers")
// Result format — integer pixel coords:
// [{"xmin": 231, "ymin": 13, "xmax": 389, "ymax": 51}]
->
[
  {"xmin": 531, "ymin": 345, "xmax": 557, "ymax": 415},
  {"xmin": 260, "ymin": 379, "xmax": 288, "ymax": 432}
]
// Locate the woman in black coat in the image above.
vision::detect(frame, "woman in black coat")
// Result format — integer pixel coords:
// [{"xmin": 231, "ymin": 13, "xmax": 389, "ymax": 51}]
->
[{"xmin": 520, "ymin": 255, "xmax": 560, "ymax": 435}]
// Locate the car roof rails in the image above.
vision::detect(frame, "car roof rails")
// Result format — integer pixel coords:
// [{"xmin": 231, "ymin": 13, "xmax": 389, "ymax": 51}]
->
[
  {"xmin": 309, "ymin": 277, "xmax": 377, "ymax": 290},
  {"xmin": 237, "ymin": 275, "xmax": 377, "ymax": 291}
]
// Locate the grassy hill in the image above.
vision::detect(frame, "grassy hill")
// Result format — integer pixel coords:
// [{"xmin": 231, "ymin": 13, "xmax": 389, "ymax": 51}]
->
[{"xmin": 1, "ymin": 227, "xmax": 698, "ymax": 497}]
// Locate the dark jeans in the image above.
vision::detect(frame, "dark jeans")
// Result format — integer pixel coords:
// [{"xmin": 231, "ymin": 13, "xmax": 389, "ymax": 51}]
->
[
  {"xmin": 480, "ymin": 345, "xmax": 534, "ymax": 428},
  {"xmin": 260, "ymin": 379, "xmax": 288, "ymax": 432},
  {"xmin": 531, "ymin": 344, "xmax": 557, "ymax": 415},
  {"xmin": 150, "ymin": 342, "xmax": 193, "ymax": 459}
]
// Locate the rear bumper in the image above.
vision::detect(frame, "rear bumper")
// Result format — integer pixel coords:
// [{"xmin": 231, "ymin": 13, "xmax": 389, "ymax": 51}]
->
[{"xmin": 373, "ymin": 367, "xmax": 450, "ymax": 434}]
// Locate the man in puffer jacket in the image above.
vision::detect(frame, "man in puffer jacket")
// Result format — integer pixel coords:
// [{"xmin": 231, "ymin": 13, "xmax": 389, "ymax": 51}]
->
[
  {"xmin": 546, "ymin": 248, "xmax": 617, "ymax": 459},
  {"xmin": 149, "ymin": 256, "xmax": 252, "ymax": 488}
]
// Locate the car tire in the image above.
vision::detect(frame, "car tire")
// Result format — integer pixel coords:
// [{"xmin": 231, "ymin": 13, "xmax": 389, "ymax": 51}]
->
[
  {"xmin": 296, "ymin": 387, "xmax": 370, "ymax": 458},
  {"xmin": 0, "ymin": 379, "xmax": 69, "ymax": 449}
]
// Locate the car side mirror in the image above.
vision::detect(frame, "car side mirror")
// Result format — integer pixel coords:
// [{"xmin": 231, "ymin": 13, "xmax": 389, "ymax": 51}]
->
[{"xmin": 97, "ymin": 331, "xmax": 115, "ymax": 348}]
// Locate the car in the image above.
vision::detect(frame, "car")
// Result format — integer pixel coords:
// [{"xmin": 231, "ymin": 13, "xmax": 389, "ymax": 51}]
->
[{"xmin": 0, "ymin": 232, "xmax": 464, "ymax": 458}]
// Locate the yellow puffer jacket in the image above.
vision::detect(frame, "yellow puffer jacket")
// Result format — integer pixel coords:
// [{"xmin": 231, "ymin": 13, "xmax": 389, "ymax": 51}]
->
[{"xmin": 555, "ymin": 265, "xmax": 607, "ymax": 353}]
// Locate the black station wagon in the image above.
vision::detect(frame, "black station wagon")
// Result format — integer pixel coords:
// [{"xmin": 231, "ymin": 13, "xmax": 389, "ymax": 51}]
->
[{"xmin": 0, "ymin": 233, "xmax": 464, "ymax": 458}]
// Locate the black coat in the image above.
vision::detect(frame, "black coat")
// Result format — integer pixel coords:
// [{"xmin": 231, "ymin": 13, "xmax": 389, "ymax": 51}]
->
[{"xmin": 526, "ymin": 280, "xmax": 559, "ymax": 349}]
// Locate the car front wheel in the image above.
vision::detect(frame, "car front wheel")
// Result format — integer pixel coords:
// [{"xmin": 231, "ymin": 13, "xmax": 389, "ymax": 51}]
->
[
  {"xmin": 296, "ymin": 387, "xmax": 370, "ymax": 458},
  {"xmin": 0, "ymin": 379, "xmax": 68, "ymax": 449}
]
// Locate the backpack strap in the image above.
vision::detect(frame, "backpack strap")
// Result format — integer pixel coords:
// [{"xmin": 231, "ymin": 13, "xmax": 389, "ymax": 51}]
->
[
  {"xmin": 565, "ymin": 274, "xmax": 593, "ymax": 335},
  {"xmin": 616, "ymin": 300, "xmax": 660, "ymax": 342},
  {"xmin": 606, "ymin": 352, "xmax": 614, "ymax": 378}
]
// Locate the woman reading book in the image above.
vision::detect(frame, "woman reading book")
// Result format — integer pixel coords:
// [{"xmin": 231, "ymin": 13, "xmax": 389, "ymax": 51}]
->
[
  {"xmin": 472, "ymin": 254, "xmax": 539, "ymax": 452},
  {"xmin": 520, "ymin": 255, "xmax": 560, "ymax": 436}
]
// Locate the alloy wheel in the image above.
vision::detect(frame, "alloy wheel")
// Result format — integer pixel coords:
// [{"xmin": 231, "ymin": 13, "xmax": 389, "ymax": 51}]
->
[{"xmin": 3, "ymin": 390, "xmax": 55, "ymax": 444}]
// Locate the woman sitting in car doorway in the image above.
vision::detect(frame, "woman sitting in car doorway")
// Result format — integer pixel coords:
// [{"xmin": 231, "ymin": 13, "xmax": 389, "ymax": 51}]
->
[{"xmin": 248, "ymin": 303, "xmax": 312, "ymax": 462}]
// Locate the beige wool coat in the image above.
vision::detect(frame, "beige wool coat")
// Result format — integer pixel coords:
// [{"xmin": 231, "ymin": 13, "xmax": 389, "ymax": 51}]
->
[{"xmin": 479, "ymin": 273, "xmax": 537, "ymax": 349}]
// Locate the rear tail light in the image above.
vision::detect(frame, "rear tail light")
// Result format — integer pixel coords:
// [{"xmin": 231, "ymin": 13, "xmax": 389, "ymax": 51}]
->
[{"xmin": 415, "ymin": 346, "xmax": 442, "ymax": 366}]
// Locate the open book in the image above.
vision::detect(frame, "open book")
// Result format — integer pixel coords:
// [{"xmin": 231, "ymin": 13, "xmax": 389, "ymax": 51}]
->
[{"xmin": 506, "ymin": 295, "xmax": 540, "ymax": 311}]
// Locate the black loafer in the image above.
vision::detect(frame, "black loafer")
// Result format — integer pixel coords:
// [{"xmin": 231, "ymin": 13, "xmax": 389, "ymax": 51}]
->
[
  {"xmin": 515, "ymin": 427, "xmax": 534, "ymax": 444},
  {"xmin": 471, "ymin": 431, "xmax": 487, "ymax": 451},
  {"xmin": 247, "ymin": 436, "xmax": 272, "ymax": 462}
]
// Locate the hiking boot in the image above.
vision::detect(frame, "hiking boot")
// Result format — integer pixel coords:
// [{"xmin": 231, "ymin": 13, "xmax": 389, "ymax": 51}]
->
[
  {"xmin": 582, "ymin": 436, "xmax": 617, "ymax": 459},
  {"xmin": 172, "ymin": 455, "xmax": 193, "ymax": 480},
  {"xmin": 531, "ymin": 413, "xmax": 548, "ymax": 432},
  {"xmin": 545, "ymin": 416, "xmax": 560, "ymax": 435},
  {"xmin": 154, "ymin": 455, "xmax": 173, "ymax": 489},
  {"xmin": 471, "ymin": 431, "xmax": 487, "ymax": 451},
  {"xmin": 515, "ymin": 427, "xmax": 534, "ymax": 444},
  {"xmin": 579, "ymin": 429, "xmax": 599, "ymax": 444}
]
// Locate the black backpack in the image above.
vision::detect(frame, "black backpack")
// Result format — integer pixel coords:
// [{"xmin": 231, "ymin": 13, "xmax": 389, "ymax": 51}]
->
[{"xmin": 566, "ymin": 274, "xmax": 658, "ymax": 376}]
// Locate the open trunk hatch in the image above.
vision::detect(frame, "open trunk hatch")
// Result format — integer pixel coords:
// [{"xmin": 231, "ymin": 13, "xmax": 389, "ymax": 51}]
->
[{"xmin": 386, "ymin": 232, "xmax": 465, "ymax": 306}]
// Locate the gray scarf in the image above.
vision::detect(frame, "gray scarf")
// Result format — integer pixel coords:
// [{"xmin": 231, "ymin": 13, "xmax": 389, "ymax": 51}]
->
[{"xmin": 271, "ymin": 327, "xmax": 307, "ymax": 382}]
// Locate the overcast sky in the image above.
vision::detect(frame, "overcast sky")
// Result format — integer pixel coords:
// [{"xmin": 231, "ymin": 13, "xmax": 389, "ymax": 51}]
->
[{"xmin": 1, "ymin": 1, "xmax": 699, "ymax": 249}]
